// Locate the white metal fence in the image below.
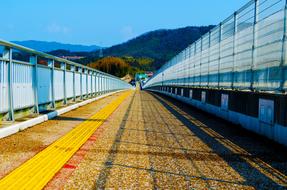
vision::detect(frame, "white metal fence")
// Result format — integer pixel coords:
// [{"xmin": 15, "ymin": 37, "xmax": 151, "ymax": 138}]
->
[
  {"xmin": 0, "ymin": 40, "xmax": 131, "ymax": 121},
  {"xmin": 144, "ymin": 0, "xmax": 287, "ymax": 92}
]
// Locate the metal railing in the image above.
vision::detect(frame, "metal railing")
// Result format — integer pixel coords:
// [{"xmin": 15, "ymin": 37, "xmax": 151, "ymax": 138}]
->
[
  {"xmin": 144, "ymin": 0, "xmax": 287, "ymax": 93},
  {"xmin": 0, "ymin": 39, "xmax": 132, "ymax": 121}
]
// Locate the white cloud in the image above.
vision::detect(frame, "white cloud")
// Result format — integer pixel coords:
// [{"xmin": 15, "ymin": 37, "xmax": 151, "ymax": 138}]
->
[
  {"xmin": 121, "ymin": 26, "xmax": 134, "ymax": 41},
  {"xmin": 46, "ymin": 23, "xmax": 70, "ymax": 34}
]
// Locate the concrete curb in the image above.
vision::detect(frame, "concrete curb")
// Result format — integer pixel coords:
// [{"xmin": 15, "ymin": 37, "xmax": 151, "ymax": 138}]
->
[{"xmin": 0, "ymin": 90, "xmax": 125, "ymax": 139}]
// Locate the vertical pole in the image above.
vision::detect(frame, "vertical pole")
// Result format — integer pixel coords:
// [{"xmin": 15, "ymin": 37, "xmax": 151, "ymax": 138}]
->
[
  {"xmin": 48, "ymin": 59, "xmax": 55, "ymax": 108},
  {"xmin": 3, "ymin": 47, "xmax": 14, "ymax": 121},
  {"xmin": 100, "ymin": 75, "xmax": 102, "ymax": 94},
  {"xmin": 218, "ymin": 23, "xmax": 222, "ymax": 89},
  {"xmin": 102, "ymin": 75, "xmax": 105, "ymax": 94},
  {"xmin": 30, "ymin": 55, "xmax": 39, "ymax": 114},
  {"xmin": 80, "ymin": 67, "xmax": 83, "ymax": 100},
  {"xmin": 200, "ymin": 38, "xmax": 203, "ymax": 87},
  {"xmin": 95, "ymin": 72, "xmax": 98, "ymax": 95},
  {"xmin": 208, "ymin": 31, "xmax": 211, "ymax": 87},
  {"xmin": 104, "ymin": 76, "xmax": 106, "ymax": 93},
  {"xmin": 86, "ymin": 69, "xmax": 89, "ymax": 97},
  {"xmin": 187, "ymin": 46, "xmax": 191, "ymax": 88},
  {"xmin": 279, "ymin": 0, "xmax": 287, "ymax": 92},
  {"xmin": 251, "ymin": 0, "xmax": 259, "ymax": 90},
  {"xmin": 71, "ymin": 66, "xmax": 76, "ymax": 101},
  {"xmin": 232, "ymin": 12, "xmax": 237, "ymax": 90},
  {"xmin": 92, "ymin": 71, "xmax": 94, "ymax": 96},
  {"xmin": 193, "ymin": 43, "xmax": 196, "ymax": 86},
  {"xmin": 61, "ymin": 62, "xmax": 67, "ymax": 104}
]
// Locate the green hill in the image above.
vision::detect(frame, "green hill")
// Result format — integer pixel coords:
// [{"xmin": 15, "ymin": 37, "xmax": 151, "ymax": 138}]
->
[{"xmin": 84, "ymin": 26, "xmax": 214, "ymax": 70}]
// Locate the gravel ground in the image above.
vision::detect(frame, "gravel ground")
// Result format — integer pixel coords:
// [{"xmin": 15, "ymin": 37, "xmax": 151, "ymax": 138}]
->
[
  {"xmin": 1, "ymin": 88, "xmax": 287, "ymax": 190},
  {"xmin": 0, "ymin": 93, "xmax": 123, "ymax": 180},
  {"xmin": 53, "ymin": 89, "xmax": 287, "ymax": 190}
]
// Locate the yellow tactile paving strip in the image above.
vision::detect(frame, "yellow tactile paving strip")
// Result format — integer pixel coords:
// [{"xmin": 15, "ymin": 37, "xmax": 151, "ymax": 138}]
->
[{"xmin": 0, "ymin": 90, "xmax": 132, "ymax": 190}]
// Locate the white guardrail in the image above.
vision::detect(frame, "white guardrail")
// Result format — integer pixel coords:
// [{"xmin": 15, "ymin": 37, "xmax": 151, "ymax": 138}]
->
[{"xmin": 0, "ymin": 39, "xmax": 132, "ymax": 121}]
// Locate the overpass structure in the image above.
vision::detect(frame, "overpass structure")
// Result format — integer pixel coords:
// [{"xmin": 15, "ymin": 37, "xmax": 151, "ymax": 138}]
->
[
  {"xmin": 0, "ymin": 0, "xmax": 287, "ymax": 189},
  {"xmin": 144, "ymin": 0, "xmax": 287, "ymax": 147}
]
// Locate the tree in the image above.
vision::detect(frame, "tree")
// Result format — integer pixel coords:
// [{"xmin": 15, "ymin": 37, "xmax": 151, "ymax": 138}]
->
[{"xmin": 88, "ymin": 57, "xmax": 130, "ymax": 78}]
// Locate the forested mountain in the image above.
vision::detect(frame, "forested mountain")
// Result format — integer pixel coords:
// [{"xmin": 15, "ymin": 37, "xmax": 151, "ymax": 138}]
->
[{"xmin": 84, "ymin": 26, "xmax": 214, "ymax": 70}]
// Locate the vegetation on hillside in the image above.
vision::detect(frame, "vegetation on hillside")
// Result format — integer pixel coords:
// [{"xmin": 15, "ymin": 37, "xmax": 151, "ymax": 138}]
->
[
  {"xmin": 88, "ymin": 57, "xmax": 129, "ymax": 78},
  {"xmin": 87, "ymin": 26, "xmax": 215, "ymax": 70},
  {"xmin": 87, "ymin": 56, "xmax": 153, "ymax": 78}
]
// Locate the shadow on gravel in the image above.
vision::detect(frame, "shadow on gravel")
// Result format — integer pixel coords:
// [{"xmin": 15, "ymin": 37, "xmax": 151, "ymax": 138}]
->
[
  {"xmin": 149, "ymin": 92, "xmax": 287, "ymax": 189},
  {"xmin": 51, "ymin": 116, "xmax": 106, "ymax": 122},
  {"xmin": 94, "ymin": 93, "xmax": 136, "ymax": 189}
]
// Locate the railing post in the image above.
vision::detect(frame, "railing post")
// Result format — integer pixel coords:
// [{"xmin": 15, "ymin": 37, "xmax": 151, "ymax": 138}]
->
[
  {"xmin": 71, "ymin": 65, "xmax": 76, "ymax": 101},
  {"xmin": 102, "ymin": 75, "xmax": 104, "ymax": 94},
  {"xmin": 48, "ymin": 59, "xmax": 55, "ymax": 108},
  {"xmin": 61, "ymin": 62, "xmax": 67, "ymax": 104},
  {"xmin": 30, "ymin": 55, "xmax": 39, "ymax": 114},
  {"xmin": 99, "ymin": 75, "xmax": 102, "ymax": 94},
  {"xmin": 193, "ymin": 43, "xmax": 196, "ymax": 86},
  {"xmin": 200, "ymin": 37, "xmax": 203, "ymax": 87},
  {"xmin": 279, "ymin": 0, "xmax": 287, "ymax": 92},
  {"xmin": 3, "ymin": 47, "xmax": 14, "ymax": 121},
  {"xmin": 95, "ymin": 72, "xmax": 98, "ymax": 95},
  {"xmin": 232, "ymin": 12, "xmax": 238, "ymax": 90},
  {"xmin": 104, "ymin": 76, "xmax": 106, "ymax": 93},
  {"xmin": 218, "ymin": 22, "xmax": 222, "ymax": 89},
  {"xmin": 251, "ymin": 0, "xmax": 259, "ymax": 91},
  {"xmin": 91, "ymin": 71, "xmax": 94, "ymax": 96},
  {"xmin": 79, "ymin": 67, "xmax": 83, "ymax": 100},
  {"xmin": 86, "ymin": 69, "xmax": 89, "ymax": 97},
  {"xmin": 208, "ymin": 31, "xmax": 211, "ymax": 87}
]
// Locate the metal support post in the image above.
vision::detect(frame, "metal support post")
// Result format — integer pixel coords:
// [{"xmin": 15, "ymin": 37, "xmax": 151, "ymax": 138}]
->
[
  {"xmin": 250, "ymin": 0, "xmax": 259, "ymax": 90},
  {"xmin": 48, "ymin": 59, "xmax": 55, "ymax": 108},
  {"xmin": 30, "ymin": 55, "xmax": 39, "ymax": 114},
  {"xmin": 3, "ymin": 47, "xmax": 14, "ymax": 121}
]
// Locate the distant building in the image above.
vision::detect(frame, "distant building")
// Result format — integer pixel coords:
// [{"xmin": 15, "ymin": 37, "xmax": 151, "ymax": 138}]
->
[
  {"xmin": 61, "ymin": 56, "xmax": 85, "ymax": 61},
  {"xmin": 145, "ymin": 71, "xmax": 154, "ymax": 78}
]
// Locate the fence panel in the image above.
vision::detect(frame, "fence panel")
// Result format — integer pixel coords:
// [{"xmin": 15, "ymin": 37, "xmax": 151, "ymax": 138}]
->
[
  {"xmin": 0, "ymin": 61, "xmax": 9, "ymax": 113},
  {"xmin": 38, "ymin": 66, "xmax": 52, "ymax": 105},
  {"xmin": 144, "ymin": 0, "xmax": 287, "ymax": 94}
]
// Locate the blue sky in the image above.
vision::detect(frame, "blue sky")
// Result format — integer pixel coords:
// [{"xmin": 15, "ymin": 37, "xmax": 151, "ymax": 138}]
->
[{"xmin": 1, "ymin": 0, "xmax": 249, "ymax": 47}]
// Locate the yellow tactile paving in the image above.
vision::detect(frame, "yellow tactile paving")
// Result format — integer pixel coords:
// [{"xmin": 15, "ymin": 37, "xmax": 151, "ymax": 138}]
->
[{"xmin": 0, "ymin": 90, "xmax": 132, "ymax": 190}]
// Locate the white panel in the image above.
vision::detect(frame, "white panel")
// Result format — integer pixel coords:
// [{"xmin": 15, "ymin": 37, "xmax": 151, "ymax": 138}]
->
[
  {"xmin": 37, "ymin": 66, "xmax": 52, "ymax": 104},
  {"xmin": 92, "ymin": 75, "xmax": 96, "ymax": 93},
  {"xmin": 0, "ymin": 61, "xmax": 9, "ymax": 113},
  {"xmin": 82, "ymin": 74, "xmax": 87, "ymax": 95},
  {"xmin": 201, "ymin": 91, "xmax": 206, "ymax": 103},
  {"xmin": 66, "ymin": 71, "xmax": 74, "ymax": 98},
  {"xmin": 75, "ymin": 73, "xmax": 81, "ymax": 96},
  {"xmin": 87, "ymin": 75, "xmax": 92, "ymax": 94},
  {"xmin": 259, "ymin": 99, "xmax": 274, "ymax": 125},
  {"xmin": 13, "ymin": 62, "xmax": 34, "ymax": 109},
  {"xmin": 189, "ymin": 90, "xmax": 193, "ymax": 98},
  {"xmin": 54, "ymin": 70, "xmax": 64, "ymax": 101},
  {"xmin": 221, "ymin": 94, "xmax": 229, "ymax": 110}
]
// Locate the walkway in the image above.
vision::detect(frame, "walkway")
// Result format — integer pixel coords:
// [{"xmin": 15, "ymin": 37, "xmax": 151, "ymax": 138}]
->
[{"xmin": 0, "ymin": 89, "xmax": 286, "ymax": 189}]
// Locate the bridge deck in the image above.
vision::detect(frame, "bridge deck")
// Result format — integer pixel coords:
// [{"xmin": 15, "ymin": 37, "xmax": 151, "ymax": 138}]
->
[{"xmin": 0, "ymin": 89, "xmax": 287, "ymax": 189}]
